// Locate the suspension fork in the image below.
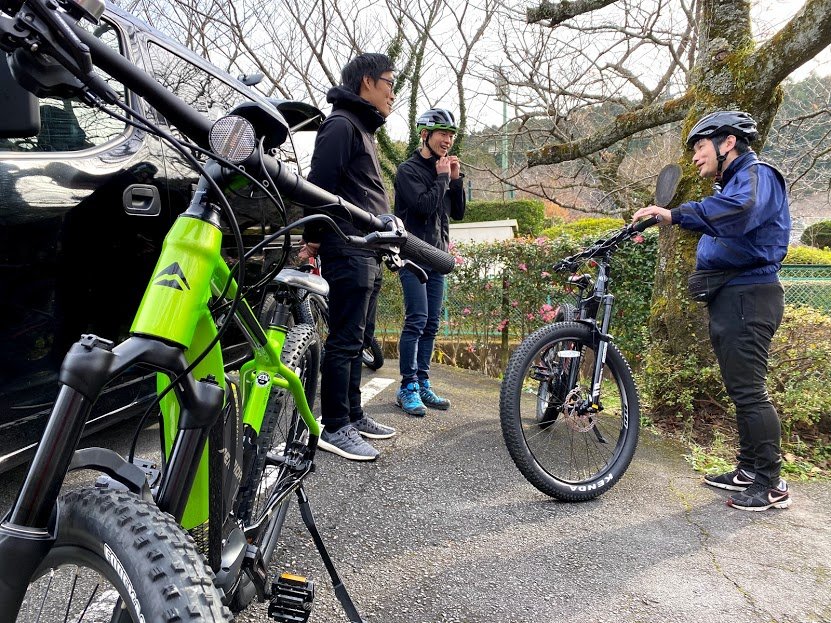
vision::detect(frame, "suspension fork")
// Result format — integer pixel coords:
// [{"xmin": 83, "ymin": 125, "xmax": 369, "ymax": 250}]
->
[{"xmin": 588, "ymin": 265, "xmax": 614, "ymax": 409}]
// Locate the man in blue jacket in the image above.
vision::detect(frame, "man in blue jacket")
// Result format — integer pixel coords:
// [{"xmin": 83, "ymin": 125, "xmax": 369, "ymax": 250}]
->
[
  {"xmin": 301, "ymin": 53, "xmax": 398, "ymax": 461},
  {"xmin": 632, "ymin": 110, "xmax": 792, "ymax": 511},
  {"xmin": 393, "ymin": 108, "xmax": 466, "ymax": 415}
]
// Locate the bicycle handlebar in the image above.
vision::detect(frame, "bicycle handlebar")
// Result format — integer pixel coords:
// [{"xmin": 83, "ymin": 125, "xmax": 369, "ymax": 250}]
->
[{"xmin": 554, "ymin": 215, "xmax": 660, "ymax": 272}]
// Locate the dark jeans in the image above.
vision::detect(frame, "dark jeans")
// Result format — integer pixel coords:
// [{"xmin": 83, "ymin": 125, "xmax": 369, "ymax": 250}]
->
[
  {"xmin": 708, "ymin": 281, "xmax": 785, "ymax": 486},
  {"xmin": 398, "ymin": 267, "xmax": 445, "ymax": 386},
  {"xmin": 320, "ymin": 254, "xmax": 382, "ymax": 430}
]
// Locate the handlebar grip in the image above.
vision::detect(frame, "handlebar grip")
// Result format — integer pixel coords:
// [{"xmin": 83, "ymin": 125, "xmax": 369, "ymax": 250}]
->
[
  {"xmin": 632, "ymin": 215, "xmax": 660, "ymax": 232},
  {"xmin": 400, "ymin": 234, "xmax": 456, "ymax": 275}
]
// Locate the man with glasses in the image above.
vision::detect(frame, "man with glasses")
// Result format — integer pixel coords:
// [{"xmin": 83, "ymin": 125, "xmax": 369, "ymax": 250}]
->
[{"xmin": 301, "ymin": 53, "xmax": 398, "ymax": 460}]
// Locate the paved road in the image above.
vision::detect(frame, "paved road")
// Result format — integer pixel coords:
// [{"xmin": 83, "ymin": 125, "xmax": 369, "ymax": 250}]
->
[
  {"xmin": 2, "ymin": 361, "xmax": 830, "ymax": 622},
  {"xmin": 238, "ymin": 361, "xmax": 831, "ymax": 623}
]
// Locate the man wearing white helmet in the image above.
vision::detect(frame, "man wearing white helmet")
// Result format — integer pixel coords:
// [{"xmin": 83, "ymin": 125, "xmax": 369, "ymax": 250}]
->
[{"xmin": 633, "ymin": 110, "xmax": 792, "ymax": 511}]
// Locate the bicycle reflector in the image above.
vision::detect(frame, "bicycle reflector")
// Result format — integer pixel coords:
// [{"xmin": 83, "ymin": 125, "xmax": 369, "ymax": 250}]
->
[{"xmin": 209, "ymin": 115, "xmax": 257, "ymax": 164}]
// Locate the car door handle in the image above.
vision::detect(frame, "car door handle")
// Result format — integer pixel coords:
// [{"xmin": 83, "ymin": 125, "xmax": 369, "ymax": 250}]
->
[{"xmin": 123, "ymin": 184, "xmax": 161, "ymax": 216}]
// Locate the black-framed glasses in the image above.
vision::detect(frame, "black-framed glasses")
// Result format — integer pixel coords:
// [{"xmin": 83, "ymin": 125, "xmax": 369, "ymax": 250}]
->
[{"xmin": 377, "ymin": 76, "xmax": 395, "ymax": 91}]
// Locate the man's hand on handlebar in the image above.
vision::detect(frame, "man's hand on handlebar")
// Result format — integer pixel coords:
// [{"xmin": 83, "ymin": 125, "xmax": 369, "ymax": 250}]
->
[{"xmin": 631, "ymin": 205, "xmax": 672, "ymax": 226}]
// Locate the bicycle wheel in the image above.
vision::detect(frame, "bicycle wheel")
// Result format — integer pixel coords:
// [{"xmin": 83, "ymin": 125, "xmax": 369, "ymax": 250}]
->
[
  {"xmin": 361, "ymin": 335, "xmax": 384, "ymax": 370},
  {"xmin": 235, "ymin": 323, "xmax": 318, "ymax": 539},
  {"xmin": 14, "ymin": 488, "xmax": 230, "ymax": 623},
  {"xmin": 500, "ymin": 321, "xmax": 640, "ymax": 501},
  {"xmin": 297, "ymin": 294, "xmax": 328, "ymax": 345}
]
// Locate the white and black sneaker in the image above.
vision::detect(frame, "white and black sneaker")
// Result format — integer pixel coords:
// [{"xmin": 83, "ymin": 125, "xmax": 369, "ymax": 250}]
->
[
  {"xmin": 319, "ymin": 424, "xmax": 379, "ymax": 461},
  {"xmin": 704, "ymin": 468, "xmax": 755, "ymax": 491},
  {"xmin": 727, "ymin": 479, "xmax": 792, "ymax": 511}
]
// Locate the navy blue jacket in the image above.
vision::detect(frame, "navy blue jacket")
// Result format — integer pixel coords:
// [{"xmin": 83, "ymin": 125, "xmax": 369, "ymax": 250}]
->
[
  {"xmin": 304, "ymin": 87, "xmax": 390, "ymax": 258},
  {"xmin": 670, "ymin": 151, "xmax": 791, "ymax": 285},
  {"xmin": 393, "ymin": 150, "xmax": 466, "ymax": 253}
]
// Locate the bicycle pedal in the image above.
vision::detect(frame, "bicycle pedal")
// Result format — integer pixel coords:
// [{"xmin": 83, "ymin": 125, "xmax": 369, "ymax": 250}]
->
[{"xmin": 268, "ymin": 573, "xmax": 314, "ymax": 622}]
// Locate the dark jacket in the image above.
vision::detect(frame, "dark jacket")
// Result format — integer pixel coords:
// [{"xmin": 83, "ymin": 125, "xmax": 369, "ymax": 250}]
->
[
  {"xmin": 304, "ymin": 87, "xmax": 390, "ymax": 258},
  {"xmin": 670, "ymin": 151, "xmax": 791, "ymax": 285},
  {"xmin": 393, "ymin": 150, "xmax": 466, "ymax": 252}
]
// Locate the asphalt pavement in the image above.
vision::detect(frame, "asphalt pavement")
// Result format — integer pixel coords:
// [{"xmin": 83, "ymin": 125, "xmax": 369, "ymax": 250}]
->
[
  {"xmin": 2, "ymin": 360, "xmax": 829, "ymax": 623},
  {"xmin": 237, "ymin": 360, "xmax": 831, "ymax": 623}
]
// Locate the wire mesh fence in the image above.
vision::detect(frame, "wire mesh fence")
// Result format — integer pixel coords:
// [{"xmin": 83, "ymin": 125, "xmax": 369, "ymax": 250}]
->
[{"xmin": 780, "ymin": 264, "xmax": 831, "ymax": 313}]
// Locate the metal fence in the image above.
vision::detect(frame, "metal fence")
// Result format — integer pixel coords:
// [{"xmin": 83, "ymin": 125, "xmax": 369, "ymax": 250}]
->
[{"xmin": 780, "ymin": 264, "xmax": 831, "ymax": 312}]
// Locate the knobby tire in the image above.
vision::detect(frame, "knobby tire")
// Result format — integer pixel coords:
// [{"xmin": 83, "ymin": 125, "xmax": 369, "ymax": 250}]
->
[
  {"xmin": 500, "ymin": 322, "xmax": 640, "ymax": 501},
  {"xmin": 15, "ymin": 488, "xmax": 230, "ymax": 623}
]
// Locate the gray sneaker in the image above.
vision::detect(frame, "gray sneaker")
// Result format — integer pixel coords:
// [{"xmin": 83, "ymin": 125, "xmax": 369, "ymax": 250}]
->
[
  {"xmin": 353, "ymin": 415, "xmax": 396, "ymax": 440},
  {"xmin": 319, "ymin": 424, "xmax": 379, "ymax": 461}
]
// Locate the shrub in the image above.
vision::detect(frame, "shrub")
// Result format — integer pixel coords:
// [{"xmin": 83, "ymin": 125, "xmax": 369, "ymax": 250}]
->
[
  {"xmin": 459, "ymin": 199, "xmax": 546, "ymax": 236},
  {"xmin": 784, "ymin": 245, "xmax": 831, "ymax": 265},
  {"xmin": 541, "ymin": 217, "xmax": 625, "ymax": 241},
  {"xmin": 800, "ymin": 220, "xmax": 831, "ymax": 250}
]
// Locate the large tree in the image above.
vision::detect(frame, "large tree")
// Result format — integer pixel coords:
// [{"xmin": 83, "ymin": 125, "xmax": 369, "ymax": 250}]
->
[{"xmin": 522, "ymin": 0, "xmax": 831, "ymax": 417}]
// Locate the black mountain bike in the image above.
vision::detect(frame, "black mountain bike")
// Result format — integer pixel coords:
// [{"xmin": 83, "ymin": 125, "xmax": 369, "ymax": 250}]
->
[
  {"xmin": 0, "ymin": 0, "xmax": 453, "ymax": 621},
  {"xmin": 499, "ymin": 165, "xmax": 681, "ymax": 501}
]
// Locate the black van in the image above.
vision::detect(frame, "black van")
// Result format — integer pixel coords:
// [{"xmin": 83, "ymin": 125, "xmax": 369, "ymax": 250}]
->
[{"xmin": 0, "ymin": 4, "xmax": 323, "ymax": 472}]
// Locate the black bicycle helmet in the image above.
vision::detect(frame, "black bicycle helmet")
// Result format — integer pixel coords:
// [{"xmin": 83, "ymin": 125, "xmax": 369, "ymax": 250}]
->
[
  {"xmin": 416, "ymin": 108, "xmax": 457, "ymax": 133},
  {"xmin": 686, "ymin": 110, "xmax": 759, "ymax": 148}
]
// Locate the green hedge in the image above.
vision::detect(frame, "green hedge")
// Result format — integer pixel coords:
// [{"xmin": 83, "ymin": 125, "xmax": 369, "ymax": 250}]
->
[
  {"xmin": 541, "ymin": 217, "xmax": 625, "ymax": 241},
  {"xmin": 800, "ymin": 220, "xmax": 831, "ymax": 249},
  {"xmin": 458, "ymin": 199, "xmax": 546, "ymax": 236},
  {"xmin": 785, "ymin": 245, "xmax": 831, "ymax": 264}
]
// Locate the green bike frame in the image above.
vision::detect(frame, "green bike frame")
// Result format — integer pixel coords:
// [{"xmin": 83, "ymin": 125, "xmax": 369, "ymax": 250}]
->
[{"xmin": 130, "ymin": 192, "xmax": 319, "ymax": 530}]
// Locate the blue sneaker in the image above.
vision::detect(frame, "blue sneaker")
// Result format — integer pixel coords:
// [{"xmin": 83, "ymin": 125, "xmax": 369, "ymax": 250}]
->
[
  {"xmin": 396, "ymin": 382, "xmax": 426, "ymax": 416},
  {"xmin": 419, "ymin": 379, "xmax": 450, "ymax": 410}
]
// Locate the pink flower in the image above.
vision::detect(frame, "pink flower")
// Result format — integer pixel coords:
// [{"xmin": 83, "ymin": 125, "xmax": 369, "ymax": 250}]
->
[
  {"xmin": 462, "ymin": 307, "xmax": 472, "ymax": 316},
  {"xmin": 496, "ymin": 319, "xmax": 509, "ymax": 332},
  {"xmin": 526, "ymin": 312, "xmax": 536, "ymax": 320},
  {"xmin": 518, "ymin": 263, "xmax": 528, "ymax": 271},
  {"xmin": 484, "ymin": 282, "xmax": 493, "ymax": 290},
  {"xmin": 535, "ymin": 237, "xmax": 547, "ymax": 245},
  {"xmin": 541, "ymin": 271, "xmax": 550, "ymax": 278},
  {"xmin": 631, "ymin": 234, "xmax": 645, "ymax": 244},
  {"xmin": 510, "ymin": 300, "xmax": 519, "ymax": 308},
  {"xmin": 454, "ymin": 255, "xmax": 465, "ymax": 265}
]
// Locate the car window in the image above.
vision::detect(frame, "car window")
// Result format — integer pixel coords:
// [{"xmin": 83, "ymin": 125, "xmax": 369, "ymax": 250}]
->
[
  {"xmin": 0, "ymin": 19, "xmax": 128, "ymax": 153},
  {"xmin": 146, "ymin": 42, "xmax": 247, "ymax": 129},
  {"xmin": 144, "ymin": 42, "xmax": 300, "ymax": 168}
]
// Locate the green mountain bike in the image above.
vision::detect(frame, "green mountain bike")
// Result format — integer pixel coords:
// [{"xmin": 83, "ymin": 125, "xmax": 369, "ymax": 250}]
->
[{"xmin": 0, "ymin": 0, "xmax": 454, "ymax": 621}]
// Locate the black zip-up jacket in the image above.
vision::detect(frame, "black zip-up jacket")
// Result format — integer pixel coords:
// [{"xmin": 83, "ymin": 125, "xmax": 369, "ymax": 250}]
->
[
  {"xmin": 393, "ymin": 150, "xmax": 466, "ymax": 253},
  {"xmin": 304, "ymin": 86, "xmax": 390, "ymax": 258}
]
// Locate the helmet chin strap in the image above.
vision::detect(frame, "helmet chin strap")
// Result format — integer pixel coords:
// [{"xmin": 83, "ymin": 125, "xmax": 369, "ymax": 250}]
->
[
  {"xmin": 423, "ymin": 131, "xmax": 443, "ymax": 159},
  {"xmin": 711, "ymin": 137, "xmax": 728, "ymax": 192}
]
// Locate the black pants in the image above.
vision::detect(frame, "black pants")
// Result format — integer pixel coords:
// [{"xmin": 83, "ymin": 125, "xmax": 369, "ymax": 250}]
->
[
  {"xmin": 708, "ymin": 281, "xmax": 785, "ymax": 486},
  {"xmin": 319, "ymin": 254, "xmax": 382, "ymax": 430}
]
